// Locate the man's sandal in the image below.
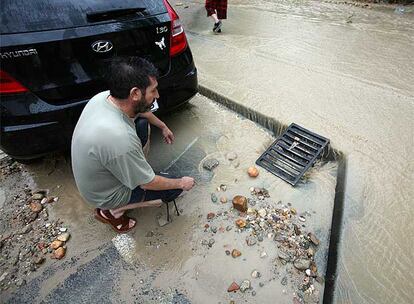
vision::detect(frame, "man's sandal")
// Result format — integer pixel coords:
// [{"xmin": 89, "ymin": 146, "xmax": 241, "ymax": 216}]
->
[{"xmin": 94, "ymin": 208, "xmax": 136, "ymax": 233}]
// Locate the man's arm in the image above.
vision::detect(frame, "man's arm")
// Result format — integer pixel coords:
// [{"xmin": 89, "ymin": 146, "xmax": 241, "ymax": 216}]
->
[
  {"xmin": 139, "ymin": 112, "xmax": 174, "ymax": 144},
  {"xmin": 141, "ymin": 175, "xmax": 194, "ymax": 191}
]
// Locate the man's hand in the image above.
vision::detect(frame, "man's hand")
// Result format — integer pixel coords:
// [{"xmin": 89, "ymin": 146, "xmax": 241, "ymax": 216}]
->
[
  {"xmin": 180, "ymin": 176, "xmax": 195, "ymax": 191},
  {"xmin": 162, "ymin": 126, "xmax": 175, "ymax": 144}
]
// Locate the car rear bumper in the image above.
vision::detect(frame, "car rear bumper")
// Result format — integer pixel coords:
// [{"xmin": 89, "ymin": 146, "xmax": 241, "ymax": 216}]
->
[{"xmin": 0, "ymin": 52, "xmax": 198, "ymax": 159}]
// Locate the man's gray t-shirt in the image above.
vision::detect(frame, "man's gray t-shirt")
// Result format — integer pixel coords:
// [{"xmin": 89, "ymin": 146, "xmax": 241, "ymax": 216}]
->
[{"xmin": 71, "ymin": 91, "xmax": 155, "ymax": 209}]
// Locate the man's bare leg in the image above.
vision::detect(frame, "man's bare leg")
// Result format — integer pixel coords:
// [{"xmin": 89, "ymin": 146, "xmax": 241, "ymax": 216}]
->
[{"xmin": 99, "ymin": 199, "xmax": 163, "ymax": 229}]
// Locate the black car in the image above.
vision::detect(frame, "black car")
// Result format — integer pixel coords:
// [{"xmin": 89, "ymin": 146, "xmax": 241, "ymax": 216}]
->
[{"xmin": 0, "ymin": 0, "xmax": 198, "ymax": 160}]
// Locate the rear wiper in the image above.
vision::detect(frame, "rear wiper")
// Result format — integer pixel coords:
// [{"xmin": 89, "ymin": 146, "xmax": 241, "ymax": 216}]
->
[{"xmin": 87, "ymin": 7, "xmax": 146, "ymax": 22}]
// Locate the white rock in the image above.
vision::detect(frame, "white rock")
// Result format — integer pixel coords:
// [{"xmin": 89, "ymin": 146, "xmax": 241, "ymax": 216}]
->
[
  {"xmin": 59, "ymin": 227, "xmax": 67, "ymax": 232},
  {"xmin": 57, "ymin": 232, "xmax": 70, "ymax": 242},
  {"xmin": 260, "ymin": 251, "xmax": 267, "ymax": 258}
]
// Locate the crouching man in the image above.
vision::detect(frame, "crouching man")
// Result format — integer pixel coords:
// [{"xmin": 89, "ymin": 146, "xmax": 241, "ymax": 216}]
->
[{"xmin": 71, "ymin": 57, "xmax": 195, "ymax": 233}]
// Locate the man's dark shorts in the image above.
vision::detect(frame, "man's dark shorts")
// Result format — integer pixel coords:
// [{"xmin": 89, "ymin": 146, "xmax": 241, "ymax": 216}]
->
[{"xmin": 130, "ymin": 118, "xmax": 182, "ymax": 204}]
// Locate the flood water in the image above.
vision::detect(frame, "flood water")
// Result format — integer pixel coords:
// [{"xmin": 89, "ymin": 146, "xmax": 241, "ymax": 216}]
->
[{"xmin": 174, "ymin": 0, "xmax": 414, "ymax": 303}]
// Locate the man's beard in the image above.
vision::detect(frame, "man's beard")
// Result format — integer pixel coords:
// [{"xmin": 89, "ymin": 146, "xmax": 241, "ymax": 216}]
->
[{"xmin": 134, "ymin": 95, "xmax": 153, "ymax": 114}]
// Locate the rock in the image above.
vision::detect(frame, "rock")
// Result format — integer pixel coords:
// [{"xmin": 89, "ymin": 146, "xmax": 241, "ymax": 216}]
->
[
  {"xmin": 31, "ymin": 193, "xmax": 44, "ymax": 200},
  {"xmin": 239, "ymin": 280, "xmax": 251, "ymax": 292},
  {"xmin": 281, "ymin": 277, "xmax": 288, "ymax": 285},
  {"xmin": 29, "ymin": 201, "xmax": 43, "ymax": 213},
  {"xmin": 16, "ymin": 278, "xmax": 26, "ymax": 287},
  {"xmin": 247, "ymin": 167, "xmax": 259, "ymax": 177},
  {"xmin": 259, "ymin": 282, "xmax": 264, "ymax": 287},
  {"xmin": 231, "ymin": 249, "xmax": 241, "ymax": 258},
  {"xmin": 158, "ymin": 218, "xmax": 170, "ymax": 227},
  {"xmin": 278, "ymin": 251, "xmax": 291, "ymax": 262},
  {"xmin": 308, "ymin": 233, "xmax": 320, "ymax": 246},
  {"xmin": 251, "ymin": 270, "xmax": 261, "ymax": 278},
  {"xmin": 211, "ymin": 193, "xmax": 218, "ymax": 203},
  {"xmin": 252, "ymin": 291, "xmax": 256, "ymax": 296},
  {"xmin": 211, "ymin": 226, "xmax": 218, "ymax": 233},
  {"xmin": 225, "ymin": 250, "xmax": 231, "ymax": 256},
  {"xmin": 220, "ymin": 196, "xmax": 228, "ymax": 204},
  {"xmin": 33, "ymin": 256, "xmax": 45, "ymax": 265},
  {"xmin": 207, "ymin": 212, "xmax": 215, "ymax": 220},
  {"xmin": 50, "ymin": 240, "xmax": 63, "ymax": 249},
  {"xmin": 20, "ymin": 224, "xmax": 32, "ymax": 234},
  {"xmin": 57, "ymin": 232, "xmax": 70, "ymax": 242},
  {"xmin": 226, "ymin": 225, "xmax": 232, "ymax": 231},
  {"xmin": 293, "ymin": 224, "xmax": 301, "ymax": 235},
  {"xmin": 227, "ymin": 282, "xmax": 240, "ymax": 292},
  {"xmin": 203, "ymin": 159, "xmax": 219, "ymax": 171},
  {"xmin": 53, "ymin": 247, "xmax": 66, "ymax": 259},
  {"xmin": 208, "ymin": 239, "xmax": 215, "ymax": 247},
  {"xmin": 260, "ymin": 251, "xmax": 267, "ymax": 258},
  {"xmin": 232, "ymin": 195, "xmax": 248, "ymax": 213},
  {"xmin": 226, "ymin": 152, "xmax": 238, "ymax": 161},
  {"xmin": 235, "ymin": 219, "xmax": 246, "ymax": 228},
  {"xmin": 201, "ymin": 239, "xmax": 208, "ymax": 246},
  {"xmin": 290, "ymin": 208, "xmax": 297, "ymax": 215},
  {"xmin": 294, "ymin": 258, "xmax": 311, "ymax": 271},
  {"xmin": 257, "ymin": 208, "xmax": 266, "ymax": 218},
  {"xmin": 298, "ymin": 216, "xmax": 306, "ymax": 222},
  {"xmin": 59, "ymin": 227, "xmax": 67, "ymax": 232},
  {"xmin": 257, "ymin": 235, "xmax": 264, "ymax": 242},
  {"xmin": 246, "ymin": 236, "xmax": 257, "ymax": 246}
]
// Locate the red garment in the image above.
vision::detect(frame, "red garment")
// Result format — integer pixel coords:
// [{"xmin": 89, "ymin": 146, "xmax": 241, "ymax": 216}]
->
[{"xmin": 205, "ymin": 0, "xmax": 228, "ymax": 20}]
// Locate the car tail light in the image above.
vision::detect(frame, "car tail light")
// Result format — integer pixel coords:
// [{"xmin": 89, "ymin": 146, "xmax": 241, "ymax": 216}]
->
[
  {"xmin": 163, "ymin": 0, "xmax": 188, "ymax": 57},
  {"xmin": 0, "ymin": 70, "xmax": 28, "ymax": 95}
]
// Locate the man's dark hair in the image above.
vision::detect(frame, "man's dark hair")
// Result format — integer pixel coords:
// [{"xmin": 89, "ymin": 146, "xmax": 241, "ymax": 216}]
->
[{"xmin": 105, "ymin": 57, "xmax": 159, "ymax": 99}]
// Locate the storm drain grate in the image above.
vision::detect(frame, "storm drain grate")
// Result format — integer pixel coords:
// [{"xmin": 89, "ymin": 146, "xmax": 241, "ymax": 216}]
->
[{"xmin": 256, "ymin": 123, "xmax": 329, "ymax": 186}]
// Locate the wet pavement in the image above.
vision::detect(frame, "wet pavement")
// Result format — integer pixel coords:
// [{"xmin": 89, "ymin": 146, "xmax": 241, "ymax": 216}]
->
[
  {"xmin": 1, "ymin": 95, "xmax": 338, "ymax": 303},
  {"xmin": 172, "ymin": 1, "xmax": 414, "ymax": 303}
]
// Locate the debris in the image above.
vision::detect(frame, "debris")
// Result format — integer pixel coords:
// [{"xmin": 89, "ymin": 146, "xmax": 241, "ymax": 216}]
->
[{"xmin": 232, "ymin": 195, "xmax": 248, "ymax": 212}]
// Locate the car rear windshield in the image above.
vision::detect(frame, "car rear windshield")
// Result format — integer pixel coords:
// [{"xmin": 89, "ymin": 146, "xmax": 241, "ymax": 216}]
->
[{"xmin": 1, "ymin": 0, "xmax": 167, "ymax": 34}]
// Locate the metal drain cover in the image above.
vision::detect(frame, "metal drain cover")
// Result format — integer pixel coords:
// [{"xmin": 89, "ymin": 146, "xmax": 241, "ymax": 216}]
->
[{"xmin": 256, "ymin": 123, "xmax": 329, "ymax": 186}]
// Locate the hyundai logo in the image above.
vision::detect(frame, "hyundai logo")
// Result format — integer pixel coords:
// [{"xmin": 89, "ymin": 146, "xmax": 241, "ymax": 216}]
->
[{"xmin": 91, "ymin": 40, "xmax": 113, "ymax": 53}]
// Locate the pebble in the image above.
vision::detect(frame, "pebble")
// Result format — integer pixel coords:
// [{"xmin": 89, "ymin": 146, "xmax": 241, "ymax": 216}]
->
[
  {"xmin": 259, "ymin": 282, "xmax": 264, "ymax": 287},
  {"xmin": 252, "ymin": 291, "xmax": 256, "ymax": 296},
  {"xmin": 308, "ymin": 233, "xmax": 320, "ymax": 246},
  {"xmin": 146, "ymin": 231, "xmax": 154, "ymax": 237},
  {"xmin": 225, "ymin": 250, "xmax": 231, "ymax": 256},
  {"xmin": 207, "ymin": 212, "xmax": 215, "ymax": 220},
  {"xmin": 57, "ymin": 232, "xmax": 70, "ymax": 242},
  {"xmin": 246, "ymin": 236, "xmax": 257, "ymax": 246},
  {"xmin": 232, "ymin": 195, "xmax": 248, "ymax": 213},
  {"xmin": 231, "ymin": 249, "xmax": 241, "ymax": 258},
  {"xmin": 235, "ymin": 219, "xmax": 246, "ymax": 228},
  {"xmin": 15, "ymin": 278, "xmax": 26, "ymax": 287},
  {"xmin": 208, "ymin": 239, "xmax": 215, "ymax": 247},
  {"xmin": 31, "ymin": 193, "xmax": 44, "ymax": 200},
  {"xmin": 20, "ymin": 225, "xmax": 32, "ymax": 235},
  {"xmin": 257, "ymin": 209, "xmax": 266, "ymax": 218},
  {"xmin": 29, "ymin": 202, "xmax": 43, "ymax": 213},
  {"xmin": 202, "ymin": 158, "xmax": 219, "ymax": 171},
  {"xmin": 239, "ymin": 280, "xmax": 251, "ymax": 292},
  {"xmin": 226, "ymin": 225, "xmax": 232, "ymax": 231},
  {"xmin": 298, "ymin": 216, "xmax": 306, "ymax": 222},
  {"xmin": 50, "ymin": 240, "xmax": 63, "ymax": 249},
  {"xmin": 59, "ymin": 227, "xmax": 67, "ymax": 232},
  {"xmin": 247, "ymin": 167, "xmax": 259, "ymax": 178},
  {"xmin": 260, "ymin": 251, "xmax": 267, "ymax": 258},
  {"xmin": 33, "ymin": 256, "xmax": 45, "ymax": 265},
  {"xmin": 227, "ymin": 282, "xmax": 240, "ymax": 292},
  {"xmin": 52, "ymin": 247, "xmax": 65, "ymax": 259},
  {"xmin": 251, "ymin": 270, "xmax": 261, "ymax": 278},
  {"xmin": 294, "ymin": 258, "xmax": 311, "ymax": 271},
  {"xmin": 281, "ymin": 277, "xmax": 288, "ymax": 285},
  {"xmin": 210, "ymin": 226, "xmax": 218, "ymax": 233},
  {"xmin": 220, "ymin": 196, "xmax": 228, "ymax": 204},
  {"xmin": 211, "ymin": 193, "xmax": 218, "ymax": 203}
]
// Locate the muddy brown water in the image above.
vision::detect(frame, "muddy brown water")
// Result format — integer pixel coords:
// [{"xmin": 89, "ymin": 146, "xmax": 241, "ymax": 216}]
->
[{"xmin": 172, "ymin": 0, "xmax": 414, "ymax": 303}]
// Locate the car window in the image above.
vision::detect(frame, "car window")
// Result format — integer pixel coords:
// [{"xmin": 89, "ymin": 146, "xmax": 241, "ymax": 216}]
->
[{"xmin": 1, "ymin": 0, "xmax": 166, "ymax": 34}]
